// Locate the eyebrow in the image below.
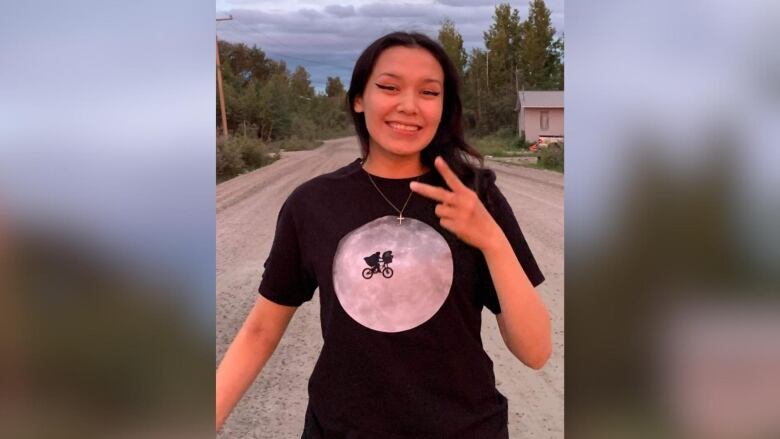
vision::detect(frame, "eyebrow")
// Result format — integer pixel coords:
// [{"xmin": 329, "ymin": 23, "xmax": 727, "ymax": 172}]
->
[{"xmin": 377, "ymin": 72, "xmax": 442, "ymax": 86}]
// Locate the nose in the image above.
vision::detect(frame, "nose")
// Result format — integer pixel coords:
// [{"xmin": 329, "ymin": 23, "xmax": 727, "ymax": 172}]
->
[{"xmin": 396, "ymin": 89, "xmax": 418, "ymax": 115}]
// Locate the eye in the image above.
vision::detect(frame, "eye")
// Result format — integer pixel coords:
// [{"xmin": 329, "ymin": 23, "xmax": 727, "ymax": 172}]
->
[
  {"xmin": 375, "ymin": 83, "xmax": 397, "ymax": 92},
  {"xmin": 422, "ymin": 90, "xmax": 441, "ymax": 97}
]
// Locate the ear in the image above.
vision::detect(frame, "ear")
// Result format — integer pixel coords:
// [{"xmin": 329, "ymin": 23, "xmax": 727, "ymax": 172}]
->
[{"xmin": 353, "ymin": 96, "xmax": 364, "ymax": 113}]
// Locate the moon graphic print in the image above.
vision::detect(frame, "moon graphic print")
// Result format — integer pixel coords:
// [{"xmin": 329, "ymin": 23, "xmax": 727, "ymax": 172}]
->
[{"xmin": 332, "ymin": 216, "xmax": 454, "ymax": 333}]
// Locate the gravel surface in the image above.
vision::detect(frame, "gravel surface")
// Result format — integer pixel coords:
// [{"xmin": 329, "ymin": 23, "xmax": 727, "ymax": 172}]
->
[{"xmin": 216, "ymin": 136, "xmax": 564, "ymax": 438}]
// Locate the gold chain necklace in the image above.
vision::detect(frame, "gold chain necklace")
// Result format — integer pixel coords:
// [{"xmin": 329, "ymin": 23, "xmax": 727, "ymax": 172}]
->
[{"xmin": 362, "ymin": 161, "xmax": 422, "ymax": 225}]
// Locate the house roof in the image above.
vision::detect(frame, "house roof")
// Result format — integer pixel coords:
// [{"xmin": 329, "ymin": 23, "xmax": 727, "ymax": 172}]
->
[{"xmin": 515, "ymin": 90, "xmax": 564, "ymax": 110}]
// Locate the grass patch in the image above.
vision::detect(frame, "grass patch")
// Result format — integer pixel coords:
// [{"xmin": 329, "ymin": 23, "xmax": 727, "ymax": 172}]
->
[{"xmin": 468, "ymin": 128, "xmax": 529, "ymax": 158}]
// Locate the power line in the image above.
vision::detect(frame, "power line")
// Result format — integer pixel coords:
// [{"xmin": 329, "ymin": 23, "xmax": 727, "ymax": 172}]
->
[
  {"xmin": 256, "ymin": 33, "xmax": 357, "ymax": 70},
  {"xmin": 255, "ymin": 33, "xmax": 320, "ymax": 57},
  {"xmin": 264, "ymin": 50, "xmax": 354, "ymax": 71},
  {"xmin": 217, "ymin": 24, "xmax": 355, "ymax": 71}
]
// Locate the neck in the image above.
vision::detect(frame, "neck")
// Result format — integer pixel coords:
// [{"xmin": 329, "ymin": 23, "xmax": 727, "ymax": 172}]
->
[{"xmin": 362, "ymin": 143, "xmax": 429, "ymax": 179}]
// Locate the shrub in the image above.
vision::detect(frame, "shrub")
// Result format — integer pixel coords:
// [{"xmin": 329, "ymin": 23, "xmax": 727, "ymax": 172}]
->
[
  {"xmin": 216, "ymin": 135, "xmax": 245, "ymax": 180},
  {"xmin": 217, "ymin": 134, "xmax": 278, "ymax": 181},
  {"xmin": 237, "ymin": 135, "xmax": 271, "ymax": 169},
  {"xmin": 539, "ymin": 142, "xmax": 564, "ymax": 171},
  {"xmin": 511, "ymin": 134, "xmax": 527, "ymax": 150},
  {"xmin": 289, "ymin": 113, "xmax": 319, "ymax": 140}
]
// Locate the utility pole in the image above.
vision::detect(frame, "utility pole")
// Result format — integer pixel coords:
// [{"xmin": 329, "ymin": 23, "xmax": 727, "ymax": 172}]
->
[
  {"xmin": 486, "ymin": 50, "xmax": 490, "ymax": 91},
  {"xmin": 216, "ymin": 15, "xmax": 233, "ymax": 138},
  {"xmin": 475, "ymin": 70, "xmax": 481, "ymax": 124},
  {"xmin": 515, "ymin": 67, "xmax": 521, "ymax": 137}
]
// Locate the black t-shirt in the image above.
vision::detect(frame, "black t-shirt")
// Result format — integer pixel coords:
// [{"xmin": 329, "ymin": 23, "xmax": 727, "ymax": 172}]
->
[{"xmin": 258, "ymin": 157, "xmax": 544, "ymax": 438}]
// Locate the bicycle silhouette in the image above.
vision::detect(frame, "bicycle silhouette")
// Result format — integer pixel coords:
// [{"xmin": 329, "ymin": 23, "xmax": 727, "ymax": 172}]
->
[{"xmin": 362, "ymin": 250, "xmax": 394, "ymax": 279}]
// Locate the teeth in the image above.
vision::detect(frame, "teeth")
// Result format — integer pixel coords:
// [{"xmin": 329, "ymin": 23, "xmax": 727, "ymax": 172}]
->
[{"xmin": 388, "ymin": 122, "xmax": 420, "ymax": 131}]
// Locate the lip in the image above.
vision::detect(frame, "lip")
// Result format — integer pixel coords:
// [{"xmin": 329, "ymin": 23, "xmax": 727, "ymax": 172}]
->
[{"xmin": 385, "ymin": 121, "xmax": 422, "ymax": 135}]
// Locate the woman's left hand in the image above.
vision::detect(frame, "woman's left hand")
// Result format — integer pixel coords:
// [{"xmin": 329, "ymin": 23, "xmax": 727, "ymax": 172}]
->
[{"xmin": 410, "ymin": 156, "xmax": 503, "ymax": 252}]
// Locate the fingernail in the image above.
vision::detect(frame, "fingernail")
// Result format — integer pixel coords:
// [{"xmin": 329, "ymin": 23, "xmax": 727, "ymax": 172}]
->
[{"xmin": 409, "ymin": 181, "xmax": 418, "ymax": 189}]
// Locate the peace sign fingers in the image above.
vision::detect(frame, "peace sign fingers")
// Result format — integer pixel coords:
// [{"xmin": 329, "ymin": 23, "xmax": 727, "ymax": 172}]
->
[
  {"xmin": 433, "ymin": 156, "xmax": 469, "ymax": 193},
  {"xmin": 408, "ymin": 180, "xmax": 456, "ymax": 205},
  {"xmin": 408, "ymin": 155, "xmax": 502, "ymax": 251}
]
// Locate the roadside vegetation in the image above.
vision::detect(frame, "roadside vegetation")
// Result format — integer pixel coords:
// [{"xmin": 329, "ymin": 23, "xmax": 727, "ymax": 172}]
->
[
  {"xmin": 216, "ymin": 40, "xmax": 353, "ymax": 181},
  {"xmin": 469, "ymin": 129, "xmax": 564, "ymax": 173},
  {"xmin": 468, "ymin": 128, "xmax": 531, "ymax": 157},
  {"xmin": 535, "ymin": 143, "xmax": 564, "ymax": 172},
  {"xmin": 216, "ymin": 0, "xmax": 564, "ymax": 181}
]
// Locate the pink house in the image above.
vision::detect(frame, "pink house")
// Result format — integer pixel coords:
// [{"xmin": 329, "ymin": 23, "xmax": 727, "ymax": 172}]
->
[{"xmin": 515, "ymin": 91, "xmax": 564, "ymax": 142}]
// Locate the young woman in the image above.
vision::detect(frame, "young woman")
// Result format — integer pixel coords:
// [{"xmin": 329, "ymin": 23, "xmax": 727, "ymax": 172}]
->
[{"xmin": 216, "ymin": 31, "xmax": 551, "ymax": 438}]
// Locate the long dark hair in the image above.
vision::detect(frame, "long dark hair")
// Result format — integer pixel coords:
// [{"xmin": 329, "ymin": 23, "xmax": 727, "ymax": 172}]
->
[{"xmin": 346, "ymin": 31, "xmax": 492, "ymax": 197}]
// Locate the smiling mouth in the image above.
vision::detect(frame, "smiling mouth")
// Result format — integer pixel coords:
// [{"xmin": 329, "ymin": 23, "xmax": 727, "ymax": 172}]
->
[{"xmin": 386, "ymin": 121, "xmax": 422, "ymax": 132}]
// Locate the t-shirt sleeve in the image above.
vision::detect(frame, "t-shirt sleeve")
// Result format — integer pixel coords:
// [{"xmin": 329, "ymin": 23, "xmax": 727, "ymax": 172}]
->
[
  {"xmin": 477, "ymin": 171, "xmax": 545, "ymax": 315},
  {"xmin": 257, "ymin": 195, "xmax": 318, "ymax": 307}
]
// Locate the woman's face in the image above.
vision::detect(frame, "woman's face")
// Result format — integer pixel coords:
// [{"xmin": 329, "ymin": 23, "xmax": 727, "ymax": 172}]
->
[{"xmin": 354, "ymin": 46, "xmax": 444, "ymax": 158}]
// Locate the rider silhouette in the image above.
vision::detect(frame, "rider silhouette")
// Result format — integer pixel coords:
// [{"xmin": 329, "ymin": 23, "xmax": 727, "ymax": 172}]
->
[
  {"xmin": 364, "ymin": 251, "xmax": 381, "ymax": 273},
  {"xmin": 362, "ymin": 250, "xmax": 395, "ymax": 279}
]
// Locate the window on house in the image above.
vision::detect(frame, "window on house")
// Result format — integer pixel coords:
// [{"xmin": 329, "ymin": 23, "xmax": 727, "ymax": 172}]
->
[{"xmin": 540, "ymin": 111, "xmax": 549, "ymax": 130}]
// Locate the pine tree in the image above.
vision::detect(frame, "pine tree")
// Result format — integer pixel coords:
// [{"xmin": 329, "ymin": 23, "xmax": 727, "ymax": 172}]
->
[
  {"xmin": 463, "ymin": 48, "xmax": 487, "ymax": 131},
  {"xmin": 480, "ymin": 3, "xmax": 523, "ymax": 132},
  {"xmin": 483, "ymin": 3, "xmax": 522, "ymax": 94},
  {"xmin": 545, "ymin": 34, "xmax": 564, "ymax": 90},
  {"xmin": 325, "ymin": 76, "xmax": 346, "ymax": 97},
  {"xmin": 290, "ymin": 65, "xmax": 315, "ymax": 99},
  {"xmin": 519, "ymin": 0, "xmax": 560, "ymax": 90},
  {"xmin": 437, "ymin": 18, "xmax": 467, "ymax": 78}
]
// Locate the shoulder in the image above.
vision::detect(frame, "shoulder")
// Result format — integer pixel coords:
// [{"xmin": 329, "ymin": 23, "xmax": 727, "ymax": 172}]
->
[
  {"xmin": 467, "ymin": 166, "xmax": 514, "ymax": 218},
  {"xmin": 282, "ymin": 158, "xmax": 362, "ymax": 210},
  {"xmin": 463, "ymin": 166, "xmax": 498, "ymax": 206}
]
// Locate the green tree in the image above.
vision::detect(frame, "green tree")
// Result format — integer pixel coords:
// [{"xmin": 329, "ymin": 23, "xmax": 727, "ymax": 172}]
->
[
  {"xmin": 483, "ymin": 3, "xmax": 522, "ymax": 95},
  {"xmin": 437, "ymin": 18, "xmax": 467, "ymax": 78},
  {"xmin": 216, "ymin": 40, "xmax": 351, "ymax": 147},
  {"xmin": 325, "ymin": 76, "xmax": 346, "ymax": 97},
  {"xmin": 290, "ymin": 65, "xmax": 315, "ymax": 99},
  {"xmin": 257, "ymin": 73, "xmax": 292, "ymax": 141},
  {"xmin": 218, "ymin": 41, "xmax": 275, "ymax": 86},
  {"xmin": 479, "ymin": 3, "xmax": 523, "ymax": 132},
  {"xmin": 463, "ymin": 48, "xmax": 487, "ymax": 131},
  {"xmin": 544, "ymin": 34, "xmax": 564, "ymax": 90},
  {"xmin": 519, "ymin": 0, "xmax": 560, "ymax": 90}
]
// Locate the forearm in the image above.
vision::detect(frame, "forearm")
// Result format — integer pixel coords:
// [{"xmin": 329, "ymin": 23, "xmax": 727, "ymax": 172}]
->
[
  {"xmin": 216, "ymin": 326, "xmax": 280, "ymax": 431},
  {"xmin": 482, "ymin": 233, "xmax": 552, "ymax": 369}
]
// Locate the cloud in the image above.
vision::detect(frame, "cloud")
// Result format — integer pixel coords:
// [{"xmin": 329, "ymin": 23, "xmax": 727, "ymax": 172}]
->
[
  {"xmin": 299, "ymin": 8, "xmax": 324, "ymax": 20},
  {"xmin": 358, "ymin": 2, "xmax": 435, "ymax": 18},
  {"xmin": 435, "ymin": 0, "xmax": 496, "ymax": 6},
  {"xmin": 218, "ymin": 1, "xmax": 564, "ymax": 91},
  {"xmin": 324, "ymin": 4, "xmax": 356, "ymax": 17}
]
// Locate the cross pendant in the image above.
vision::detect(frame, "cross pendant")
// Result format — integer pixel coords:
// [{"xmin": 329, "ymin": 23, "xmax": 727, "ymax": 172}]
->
[{"xmin": 397, "ymin": 215, "xmax": 404, "ymax": 225}]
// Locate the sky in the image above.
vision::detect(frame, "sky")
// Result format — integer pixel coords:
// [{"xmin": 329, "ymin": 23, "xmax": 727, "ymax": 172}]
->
[{"xmin": 215, "ymin": 0, "xmax": 564, "ymax": 92}]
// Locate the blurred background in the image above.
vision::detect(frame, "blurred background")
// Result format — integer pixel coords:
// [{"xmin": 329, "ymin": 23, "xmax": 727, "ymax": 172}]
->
[
  {"xmin": 1, "ymin": 0, "xmax": 778, "ymax": 438},
  {"xmin": 0, "ymin": 1, "xmax": 215, "ymax": 437},
  {"xmin": 566, "ymin": 0, "xmax": 780, "ymax": 438}
]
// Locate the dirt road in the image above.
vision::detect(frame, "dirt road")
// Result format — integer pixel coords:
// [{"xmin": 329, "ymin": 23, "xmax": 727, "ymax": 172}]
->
[{"xmin": 216, "ymin": 137, "xmax": 564, "ymax": 438}]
